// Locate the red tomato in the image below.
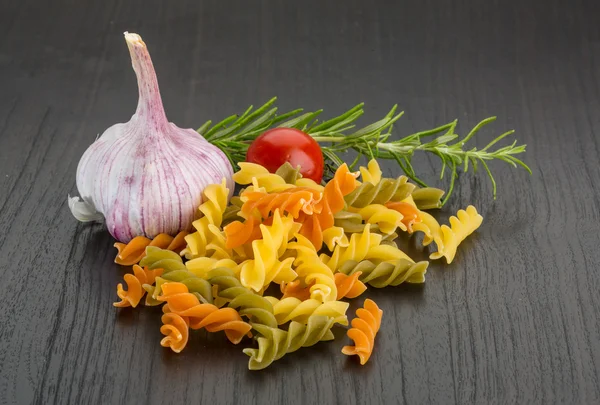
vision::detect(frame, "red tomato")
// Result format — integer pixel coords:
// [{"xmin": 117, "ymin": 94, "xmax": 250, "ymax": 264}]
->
[{"xmin": 246, "ymin": 128, "xmax": 324, "ymax": 183}]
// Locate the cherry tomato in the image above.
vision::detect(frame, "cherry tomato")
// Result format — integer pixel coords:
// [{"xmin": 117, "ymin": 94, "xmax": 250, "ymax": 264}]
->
[{"xmin": 246, "ymin": 128, "xmax": 324, "ymax": 183}]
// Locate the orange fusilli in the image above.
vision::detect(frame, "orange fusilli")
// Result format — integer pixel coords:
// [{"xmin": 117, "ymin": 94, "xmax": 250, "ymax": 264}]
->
[
  {"xmin": 158, "ymin": 282, "xmax": 251, "ymax": 346},
  {"xmin": 113, "ymin": 265, "xmax": 164, "ymax": 308},
  {"xmin": 114, "ymin": 231, "xmax": 188, "ymax": 266},
  {"xmin": 341, "ymin": 298, "xmax": 383, "ymax": 365}
]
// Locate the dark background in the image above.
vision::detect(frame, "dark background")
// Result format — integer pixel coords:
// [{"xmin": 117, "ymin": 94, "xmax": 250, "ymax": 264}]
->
[{"xmin": 1, "ymin": 0, "xmax": 599, "ymax": 404}]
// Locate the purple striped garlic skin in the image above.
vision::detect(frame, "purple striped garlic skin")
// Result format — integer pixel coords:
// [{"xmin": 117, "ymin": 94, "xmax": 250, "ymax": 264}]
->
[{"xmin": 69, "ymin": 32, "xmax": 233, "ymax": 243}]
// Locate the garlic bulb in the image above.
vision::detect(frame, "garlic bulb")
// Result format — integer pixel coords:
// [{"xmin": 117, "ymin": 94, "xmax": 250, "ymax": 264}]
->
[{"xmin": 69, "ymin": 32, "xmax": 233, "ymax": 243}]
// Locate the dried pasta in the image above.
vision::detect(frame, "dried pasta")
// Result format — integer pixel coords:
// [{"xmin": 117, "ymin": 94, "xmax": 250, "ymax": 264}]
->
[
  {"xmin": 289, "ymin": 234, "xmax": 337, "ymax": 301},
  {"xmin": 410, "ymin": 186, "xmax": 445, "ymax": 210},
  {"xmin": 342, "ymin": 299, "xmax": 383, "ymax": 365},
  {"xmin": 429, "ymin": 205, "xmax": 483, "ymax": 263},
  {"xmin": 295, "ymin": 163, "xmax": 358, "ymax": 248},
  {"xmin": 280, "ymin": 272, "xmax": 367, "ymax": 301},
  {"xmin": 274, "ymin": 162, "xmax": 302, "ymax": 185},
  {"xmin": 113, "ymin": 231, "xmax": 188, "ymax": 266},
  {"xmin": 243, "ymin": 315, "xmax": 336, "ymax": 370},
  {"xmin": 263, "ymin": 296, "xmax": 349, "ymax": 325},
  {"xmin": 334, "ymin": 272, "xmax": 368, "ymax": 299},
  {"xmin": 114, "ymin": 265, "xmax": 163, "ymax": 308},
  {"xmin": 238, "ymin": 211, "xmax": 299, "ymax": 292},
  {"xmin": 181, "ymin": 180, "xmax": 230, "ymax": 260},
  {"xmin": 356, "ymin": 204, "xmax": 406, "ymax": 234},
  {"xmin": 109, "ymin": 157, "xmax": 491, "ymax": 369},
  {"xmin": 384, "ymin": 201, "xmax": 422, "ymax": 232},
  {"xmin": 160, "ymin": 312, "xmax": 189, "ymax": 353},
  {"xmin": 337, "ymin": 259, "xmax": 428, "ymax": 287},
  {"xmin": 207, "ymin": 267, "xmax": 278, "ymax": 328},
  {"xmin": 158, "ymin": 282, "xmax": 251, "ymax": 347},
  {"xmin": 322, "ymin": 226, "xmax": 350, "ymax": 251},
  {"xmin": 233, "ymin": 162, "xmax": 294, "ymax": 192},
  {"xmin": 139, "ymin": 246, "xmax": 214, "ymax": 305},
  {"xmin": 344, "ymin": 175, "xmax": 415, "ymax": 208},
  {"xmin": 359, "ymin": 159, "xmax": 382, "ymax": 185},
  {"xmin": 222, "ymin": 196, "xmax": 244, "ymax": 226}
]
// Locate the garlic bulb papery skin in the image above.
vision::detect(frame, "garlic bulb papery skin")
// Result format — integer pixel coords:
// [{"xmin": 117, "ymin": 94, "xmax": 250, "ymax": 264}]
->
[{"xmin": 69, "ymin": 32, "xmax": 233, "ymax": 243}]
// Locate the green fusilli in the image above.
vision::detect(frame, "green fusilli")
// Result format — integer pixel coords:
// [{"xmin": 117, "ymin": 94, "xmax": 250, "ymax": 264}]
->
[
  {"xmin": 337, "ymin": 259, "xmax": 428, "ymax": 287},
  {"xmin": 243, "ymin": 315, "xmax": 336, "ymax": 370}
]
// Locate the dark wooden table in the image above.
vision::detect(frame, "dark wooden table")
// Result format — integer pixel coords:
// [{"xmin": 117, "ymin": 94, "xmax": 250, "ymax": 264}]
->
[{"xmin": 1, "ymin": 0, "xmax": 599, "ymax": 404}]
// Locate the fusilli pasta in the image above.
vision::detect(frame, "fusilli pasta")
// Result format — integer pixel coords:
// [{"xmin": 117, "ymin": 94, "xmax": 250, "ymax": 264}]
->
[
  {"xmin": 263, "ymin": 296, "xmax": 349, "ymax": 325},
  {"xmin": 337, "ymin": 259, "xmax": 428, "ymax": 287},
  {"xmin": 238, "ymin": 211, "xmax": 298, "ymax": 292},
  {"xmin": 207, "ymin": 267, "xmax": 278, "ymax": 328},
  {"xmin": 358, "ymin": 159, "xmax": 382, "ymax": 185},
  {"xmin": 243, "ymin": 315, "xmax": 336, "ymax": 370},
  {"xmin": 384, "ymin": 201, "xmax": 422, "ymax": 232},
  {"xmin": 429, "ymin": 205, "xmax": 483, "ymax": 263},
  {"xmin": 289, "ymin": 234, "xmax": 337, "ymax": 302},
  {"xmin": 356, "ymin": 204, "xmax": 406, "ymax": 234},
  {"xmin": 233, "ymin": 162, "xmax": 294, "ymax": 193},
  {"xmin": 139, "ymin": 246, "xmax": 214, "ymax": 305},
  {"xmin": 280, "ymin": 272, "xmax": 367, "ymax": 301},
  {"xmin": 114, "ymin": 264, "xmax": 163, "ymax": 308},
  {"xmin": 342, "ymin": 298, "xmax": 383, "ymax": 365},
  {"xmin": 410, "ymin": 186, "xmax": 445, "ymax": 210},
  {"xmin": 158, "ymin": 282, "xmax": 251, "ymax": 346},
  {"xmin": 344, "ymin": 175, "xmax": 415, "ymax": 208},
  {"xmin": 274, "ymin": 162, "xmax": 302, "ymax": 185},
  {"xmin": 181, "ymin": 179, "xmax": 230, "ymax": 260},
  {"xmin": 160, "ymin": 312, "xmax": 189, "ymax": 353},
  {"xmin": 334, "ymin": 272, "xmax": 368, "ymax": 299},
  {"xmin": 113, "ymin": 231, "xmax": 188, "ymax": 266}
]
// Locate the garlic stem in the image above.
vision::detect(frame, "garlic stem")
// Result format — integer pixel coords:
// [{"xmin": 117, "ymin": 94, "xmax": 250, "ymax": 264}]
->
[{"xmin": 124, "ymin": 32, "xmax": 168, "ymax": 129}]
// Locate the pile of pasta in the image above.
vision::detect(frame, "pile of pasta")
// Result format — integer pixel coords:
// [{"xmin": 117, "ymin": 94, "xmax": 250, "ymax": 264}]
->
[{"xmin": 113, "ymin": 159, "xmax": 483, "ymax": 370}]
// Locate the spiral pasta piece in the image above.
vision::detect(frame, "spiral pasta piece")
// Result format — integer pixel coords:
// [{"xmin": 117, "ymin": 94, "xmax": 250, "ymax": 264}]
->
[
  {"xmin": 358, "ymin": 159, "xmax": 382, "ymax": 185},
  {"xmin": 295, "ymin": 163, "xmax": 359, "ymax": 248},
  {"xmin": 280, "ymin": 272, "xmax": 367, "ymax": 300},
  {"xmin": 237, "ymin": 211, "xmax": 299, "ymax": 292},
  {"xmin": 320, "ymin": 226, "xmax": 381, "ymax": 271},
  {"xmin": 295, "ymin": 178, "xmax": 324, "ymax": 192},
  {"xmin": 207, "ymin": 267, "xmax": 278, "ymax": 328},
  {"xmin": 113, "ymin": 231, "xmax": 188, "ymax": 266},
  {"xmin": 181, "ymin": 180, "xmax": 230, "ymax": 259},
  {"xmin": 243, "ymin": 315, "xmax": 336, "ymax": 370},
  {"xmin": 160, "ymin": 313, "xmax": 189, "ymax": 353},
  {"xmin": 289, "ymin": 234, "xmax": 337, "ymax": 301},
  {"xmin": 114, "ymin": 265, "xmax": 164, "ymax": 308},
  {"xmin": 274, "ymin": 162, "xmax": 302, "ymax": 185},
  {"xmin": 384, "ymin": 201, "xmax": 422, "ymax": 232},
  {"xmin": 139, "ymin": 246, "xmax": 214, "ymax": 305},
  {"xmin": 333, "ymin": 211, "xmax": 383, "ymax": 234},
  {"xmin": 356, "ymin": 204, "xmax": 406, "ymax": 234},
  {"xmin": 145, "ymin": 272, "xmax": 213, "ymax": 306},
  {"xmin": 241, "ymin": 188, "xmax": 320, "ymax": 219},
  {"xmin": 337, "ymin": 259, "xmax": 428, "ymax": 287},
  {"xmin": 322, "ymin": 226, "xmax": 350, "ymax": 251},
  {"xmin": 410, "ymin": 186, "xmax": 445, "ymax": 210},
  {"xmin": 342, "ymin": 299, "xmax": 383, "ymax": 365},
  {"xmin": 334, "ymin": 272, "xmax": 368, "ymax": 299},
  {"xmin": 222, "ymin": 196, "xmax": 244, "ymax": 226},
  {"xmin": 233, "ymin": 162, "xmax": 294, "ymax": 192},
  {"xmin": 345, "ymin": 175, "xmax": 415, "ymax": 208},
  {"xmin": 429, "ymin": 205, "xmax": 483, "ymax": 264},
  {"xmin": 264, "ymin": 297, "xmax": 349, "ymax": 326},
  {"xmin": 158, "ymin": 282, "xmax": 251, "ymax": 345}
]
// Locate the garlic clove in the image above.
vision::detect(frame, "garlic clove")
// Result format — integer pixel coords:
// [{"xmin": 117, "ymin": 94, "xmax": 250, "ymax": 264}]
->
[{"xmin": 69, "ymin": 32, "xmax": 233, "ymax": 243}]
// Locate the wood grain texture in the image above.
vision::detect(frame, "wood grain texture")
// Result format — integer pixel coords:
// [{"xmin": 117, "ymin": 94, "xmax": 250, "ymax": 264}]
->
[{"xmin": 1, "ymin": 0, "xmax": 599, "ymax": 404}]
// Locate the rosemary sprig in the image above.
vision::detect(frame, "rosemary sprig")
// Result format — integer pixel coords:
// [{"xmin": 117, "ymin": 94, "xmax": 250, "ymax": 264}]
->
[{"xmin": 198, "ymin": 98, "xmax": 530, "ymax": 205}]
